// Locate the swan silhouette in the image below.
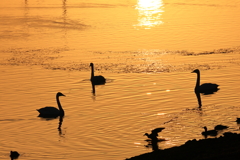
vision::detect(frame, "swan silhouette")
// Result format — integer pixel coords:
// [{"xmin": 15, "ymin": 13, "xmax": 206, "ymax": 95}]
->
[
  {"xmin": 214, "ymin": 125, "xmax": 229, "ymax": 130},
  {"xmin": 192, "ymin": 69, "xmax": 219, "ymax": 95},
  {"xmin": 201, "ymin": 126, "xmax": 218, "ymax": 137},
  {"xmin": 90, "ymin": 63, "xmax": 106, "ymax": 85},
  {"xmin": 144, "ymin": 127, "xmax": 165, "ymax": 141},
  {"xmin": 37, "ymin": 92, "xmax": 65, "ymax": 118},
  {"xmin": 10, "ymin": 151, "xmax": 20, "ymax": 159},
  {"xmin": 236, "ymin": 118, "xmax": 240, "ymax": 123}
]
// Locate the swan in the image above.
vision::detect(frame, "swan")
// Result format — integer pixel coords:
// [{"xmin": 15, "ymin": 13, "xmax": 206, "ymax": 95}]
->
[
  {"xmin": 10, "ymin": 151, "xmax": 20, "ymax": 159},
  {"xmin": 201, "ymin": 126, "xmax": 218, "ymax": 136},
  {"xmin": 192, "ymin": 69, "xmax": 219, "ymax": 94},
  {"xmin": 144, "ymin": 127, "xmax": 165, "ymax": 141},
  {"xmin": 214, "ymin": 125, "xmax": 229, "ymax": 130},
  {"xmin": 37, "ymin": 92, "xmax": 65, "ymax": 118},
  {"xmin": 90, "ymin": 63, "xmax": 106, "ymax": 85}
]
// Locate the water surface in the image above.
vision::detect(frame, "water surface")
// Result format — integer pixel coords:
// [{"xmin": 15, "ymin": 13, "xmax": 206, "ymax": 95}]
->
[{"xmin": 0, "ymin": 0, "xmax": 240, "ymax": 160}]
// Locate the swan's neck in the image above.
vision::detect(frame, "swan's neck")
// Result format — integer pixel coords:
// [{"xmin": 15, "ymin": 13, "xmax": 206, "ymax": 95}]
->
[
  {"xmin": 195, "ymin": 72, "xmax": 200, "ymax": 88},
  {"xmin": 56, "ymin": 95, "xmax": 64, "ymax": 115},
  {"xmin": 91, "ymin": 65, "xmax": 94, "ymax": 79},
  {"xmin": 204, "ymin": 127, "xmax": 207, "ymax": 132}
]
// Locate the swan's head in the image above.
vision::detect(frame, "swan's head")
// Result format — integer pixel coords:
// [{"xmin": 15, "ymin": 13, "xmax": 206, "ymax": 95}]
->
[
  {"xmin": 203, "ymin": 126, "xmax": 207, "ymax": 131},
  {"xmin": 57, "ymin": 92, "xmax": 65, "ymax": 97},
  {"xmin": 144, "ymin": 133, "xmax": 149, "ymax": 136},
  {"xmin": 90, "ymin": 63, "xmax": 94, "ymax": 67},
  {"xmin": 192, "ymin": 69, "xmax": 200, "ymax": 74}
]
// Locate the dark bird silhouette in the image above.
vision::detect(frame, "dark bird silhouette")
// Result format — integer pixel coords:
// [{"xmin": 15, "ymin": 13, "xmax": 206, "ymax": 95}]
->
[
  {"xmin": 90, "ymin": 63, "xmax": 106, "ymax": 85},
  {"xmin": 10, "ymin": 151, "xmax": 20, "ymax": 159},
  {"xmin": 37, "ymin": 92, "xmax": 65, "ymax": 118},
  {"xmin": 144, "ymin": 128, "xmax": 165, "ymax": 141},
  {"xmin": 201, "ymin": 126, "xmax": 218, "ymax": 137},
  {"xmin": 192, "ymin": 69, "xmax": 219, "ymax": 95},
  {"xmin": 236, "ymin": 118, "xmax": 240, "ymax": 123},
  {"xmin": 214, "ymin": 125, "xmax": 229, "ymax": 130}
]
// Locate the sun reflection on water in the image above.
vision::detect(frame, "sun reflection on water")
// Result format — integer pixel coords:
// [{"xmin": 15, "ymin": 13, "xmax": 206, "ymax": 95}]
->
[{"xmin": 134, "ymin": 0, "xmax": 164, "ymax": 29}]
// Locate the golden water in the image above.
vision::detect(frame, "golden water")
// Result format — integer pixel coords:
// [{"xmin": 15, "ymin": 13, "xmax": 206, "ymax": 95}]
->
[{"xmin": 0, "ymin": 0, "xmax": 240, "ymax": 159}]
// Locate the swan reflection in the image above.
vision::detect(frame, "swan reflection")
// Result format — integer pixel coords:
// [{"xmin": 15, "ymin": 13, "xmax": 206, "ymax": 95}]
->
[
  {"xmin": 90, "ymin": 79, "xmax": 108, "ymax": 98},
  {"xmin": 195, "ymin": 91, "xmax": 202, "ymax": 108},
  {"xmin": 134, "ymin": 0, "xmax": 164, "ymax": 29},
  {"xmin": 145, "ymin": 140, "xmax": 159, "ymax": 151},
  {"xmin": 91, "ymin": 81, "xmax": 96, "ymax": 96},
  {"xmin": 58, "ymin": 115, "xmax": 65, "ymax": 137},
  {"xmin": 62, "ymin": 0, "xmax": 67, "ymax": 17},
  {"xmin": 38, "ymin": 115, "xmax": 65, "ymax": 137}
]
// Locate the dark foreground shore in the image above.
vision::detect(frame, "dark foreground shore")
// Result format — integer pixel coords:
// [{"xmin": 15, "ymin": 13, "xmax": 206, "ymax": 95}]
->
[{"xmin": 127, "ymin": 132, "xmax": 240, "ymax": 160}]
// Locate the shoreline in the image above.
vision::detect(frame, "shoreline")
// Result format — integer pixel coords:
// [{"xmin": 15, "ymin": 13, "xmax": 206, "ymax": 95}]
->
[{"xmin": 127, "ymin": 132, "xmax": 240, "ymax": 160}]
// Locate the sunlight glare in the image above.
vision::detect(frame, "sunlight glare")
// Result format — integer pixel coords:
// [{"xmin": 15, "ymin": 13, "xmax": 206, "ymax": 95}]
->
[
  {"xmin": 134, "ymin": 142, "xmax": 142, "ymax": 145},
  {"xmin": 134, "ymin": 0, "xmax": 164, "ymax": 29},
  {"xmin": 156, "ymin": 113, "xmax": 166, "ymax": 115}
]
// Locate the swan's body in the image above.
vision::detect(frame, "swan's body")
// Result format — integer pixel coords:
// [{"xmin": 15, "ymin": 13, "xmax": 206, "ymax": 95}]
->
[
  {"xmin": 236, "ymin": 118, "xmax": 240, "ymax": 124},
  {"xmin": 192, "ymin": 69, "xmax": 219, "ymax": 94},
  {"xmin": 214, "ymin": 125, "xmax": 229, "ymax": 130},
  {"xmin": 37, "ymin": 92, "xmax": 65, "ymax": 118},
  {"xmin": 201, "ymin": 126, "xmax": 218, "ymax": 136},
  {"xmin": 10, "ymin": 151, "xmax": 20, "ymax": 159},
  {"xmin": 144, "ymin": 127, "xmax": 165, "ymax": 141},
  {"xmin": 90, "ymin": 63, "xmax": 106, "ymax": 85},
  {"xmin": 236, "ymin": 118, "xmax": 240, "ymax": 123}
]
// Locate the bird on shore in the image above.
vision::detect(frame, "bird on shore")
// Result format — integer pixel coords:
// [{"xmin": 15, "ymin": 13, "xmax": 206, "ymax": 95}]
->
[
  {"xmin": 236, "ymin": 118, "xmax": 240, "ymax": 123},
  {"xmin": 214, "ymin": 125, "xmax": 229, "ymax": 130},
  {"xmin": 10, "ymin": 151, "xmax": 20, "ymax": 159},
  {"xmin": 144, "ymin": 127, "xmax": 165, "ymax": 141},
  {"xmin": 90, "ymin": 63, "xmax": 106, "ymax": 85},
  {"xmin": 201, "ymin": 126, "xmax": 218, "ymax": 137},
  {"xmin": 37, "ymin": 92, "xmax": 65, "ymax": 118},
  {"xmin": 192, "ymin": 69, "xmax": 219, "ymax": 94}
]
